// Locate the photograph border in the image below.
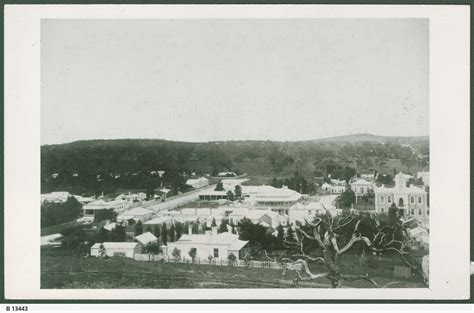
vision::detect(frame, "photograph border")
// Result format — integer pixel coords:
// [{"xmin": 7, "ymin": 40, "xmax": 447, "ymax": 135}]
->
[{"xmin": 1, "ymin": 0, "xmax": 472, "ymax": 304}]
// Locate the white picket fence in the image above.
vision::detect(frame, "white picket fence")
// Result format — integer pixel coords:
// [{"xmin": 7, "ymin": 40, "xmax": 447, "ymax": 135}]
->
[{"xmin": 134, "ymin": 253, "xmax": 297, "ymax": 270}]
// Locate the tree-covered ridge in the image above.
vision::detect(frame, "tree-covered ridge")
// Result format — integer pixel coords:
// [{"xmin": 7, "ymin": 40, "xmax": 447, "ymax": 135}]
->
[{"xmin": 41, "ymin": 136, "xmax": 429, "ymax": 195}]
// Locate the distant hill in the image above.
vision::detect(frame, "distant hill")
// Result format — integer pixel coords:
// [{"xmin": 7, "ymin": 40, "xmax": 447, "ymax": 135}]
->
[
  {"xmin": 41, "ymin": 134, "xmax": 429, "ymax": 194},
  {"xmin": 304, "ymin": 133, "xmax": 429, "ymax": 145}
]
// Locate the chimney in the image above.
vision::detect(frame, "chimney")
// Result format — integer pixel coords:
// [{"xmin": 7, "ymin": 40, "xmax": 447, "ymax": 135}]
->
[
  {"xmin": 212, "ymin": 226, "xmax": 218, "ymax": 236},
  {"xmin": 188, "ymin": 225, "xmax": 192, "ymax": 235}
]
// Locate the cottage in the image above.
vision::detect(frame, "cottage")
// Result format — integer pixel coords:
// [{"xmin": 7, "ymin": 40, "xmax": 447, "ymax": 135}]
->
[
  {"xmin": 116, "ymin": 207, "xmax": 154, "ymax": 224},
  {"xmin": 166, "ymin": 227, "xmax": 248, "ymax": 261},
  {"xmin": 90, "ymin": 242, "xmax": 140, "ymax": 259},
  {"xmin": 135, "ymin": 232, "xmax": 158, "ymax": 245},
  {"xmin": 82, "ymin": 199, "xmax": 129, "ymax": 221},
  {"xmin": 185, "ymin": 177, "xmax": 210, "ymax": 189}
]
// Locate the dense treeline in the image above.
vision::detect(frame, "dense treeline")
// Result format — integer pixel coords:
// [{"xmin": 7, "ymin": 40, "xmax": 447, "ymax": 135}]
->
[{"xmin": 42, "ymin": 136, "xmax": 429, "ymax": 195}]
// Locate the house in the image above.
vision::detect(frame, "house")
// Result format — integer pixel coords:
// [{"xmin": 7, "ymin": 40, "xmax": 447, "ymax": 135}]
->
[
  {"xmin": 135, "ymin": 232, "xmax": 158, "ymax": 245},
  {"xmin": 90, "ymin": 242, "xmax": 140, "ymax": 259},
  {"xmin": 374, "ymin": 172, "xmax": 428, "ymax": 218},
  {"xmin": 351, "ymin": 179, "xmax": 374, "ymax": 196},
  {"xmin": 228, "ymin": 208, "xmax": 280, "ymax": 229},
  {"xmin": 165, "ymin": 227, "xmax": 248, "ymax": 261},
  {"xmin": 417, "ymin": 172, "xmax": 430, "ymax": 186},
  {"xmin": 117, "ymin": 207, "xmax": 154, "ymax": 224},
  {"xmin": 41, "ymin": 192, "xmax": 71, "ymax": 204},
  {"xmin": 82, "ymin": 199, "xmax": 130, "ymax": 220},
  {"xmin": 330, "ymin": 179, "xmax": 346, "ymax": 186},
  {"xmin": 186, "ymin": 177, "xmax": 210, "ymax": 189}
]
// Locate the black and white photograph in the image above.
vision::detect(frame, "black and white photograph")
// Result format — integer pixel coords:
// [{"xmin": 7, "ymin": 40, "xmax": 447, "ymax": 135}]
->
[
  {"xmin": 40, "ymin": 18, "xmax": 430, "ymax": 290},
  {"xmin": 4, "ymin": 4, "xmax": 470, "ymax": 302}
]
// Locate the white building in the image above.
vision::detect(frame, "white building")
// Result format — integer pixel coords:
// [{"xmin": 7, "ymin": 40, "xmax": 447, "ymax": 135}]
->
[
  {"xmin": 330, "ymin": 185, "xmax": 346, "ymax": 194},
  {"xmin": 186, "ymin": 177, "xmax": 210, "ymax": 189},
  {"xmin": 351, "ymin": 179, "xmax": 374, "ymax": 196},
  {"xmin": 41, "ymin": 233, "xmax": 63, "ymax": 246},
  {"xmin": 116, "ymin": 207, "xmax": 154, "ymax": 224},
  {"xmin": 241, "ymin": 185, "xmax": 302, "ymax": 214},
  {"xmin": 135, "ymin": 232, "xmax": 158, "ymax": 245},
  {"xmin": 41, "ymin": 192, "xmax": 71, "ymax": 204},
  {"xmin": 90, "ymin": 242, "xmax": 140, "ymax": 259},
  {"xmin": 165, "ymin": 227, "xmax": 248, "ymax": 261},
  {"xmin": 374, "ymin": 172, "xmax": 428, "ymax": 218},
  {"xmin": 169, "ymin": 208, "xmax": 226, "ymax": 227},
  {"xmin": 115, "ymin": 192, "xmax": 147, "ymax": 202},
  {"xmin": 217, "ymin": 172, "xmax": 237, "ymax": 177},
  {"xmin": 82, "ymin": 199, "xmax": 130, "ymax": 220}
]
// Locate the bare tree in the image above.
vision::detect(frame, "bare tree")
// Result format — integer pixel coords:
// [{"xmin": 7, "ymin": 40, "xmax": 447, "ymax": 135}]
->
[{"xmin": 281, "ymin": 209, "xmax": 418, "ymax": 288}]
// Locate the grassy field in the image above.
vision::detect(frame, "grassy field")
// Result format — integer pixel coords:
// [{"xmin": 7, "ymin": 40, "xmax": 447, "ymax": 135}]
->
[{"xmin": 41, "ymin": 254, "xmax": 425, "ymax": 289}]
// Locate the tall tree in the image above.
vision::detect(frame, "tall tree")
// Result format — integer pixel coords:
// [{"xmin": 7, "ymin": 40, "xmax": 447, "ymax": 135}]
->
[
  {"xmin": 134, "ymin": 220, "xmax": 143, "ymax": 236},
  {"xmin": 161, "ymin": 223, "xmax": 168, "ymax": 245}
]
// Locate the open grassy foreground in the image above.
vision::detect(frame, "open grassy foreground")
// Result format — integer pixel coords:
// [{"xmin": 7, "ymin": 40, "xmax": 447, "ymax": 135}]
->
[{"xmin": 41, "ymin": 254, "xmax": 425, "ymax": 289}]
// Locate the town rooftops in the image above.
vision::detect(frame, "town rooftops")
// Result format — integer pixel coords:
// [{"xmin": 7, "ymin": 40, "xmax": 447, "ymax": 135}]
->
[
  {"xmin": 135, "ymin": 232, "xmax": 158, "ymax": 245},
  {"xmin": 144, "ymin": 216, "xmax": 173, "ymax": 225}
]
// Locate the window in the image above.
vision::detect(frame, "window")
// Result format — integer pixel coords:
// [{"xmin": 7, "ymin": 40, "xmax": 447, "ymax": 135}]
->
[
  {"xmin": 381, "ymin": 196, "xmax": 385, "ymax": 203},
  {"xmin": 427, "ymin": 210, "xmax": 430, "ymax": 215},
  {"xmin": 214, "ymin": 248, "xmax": 219, "ymax": 258},
  {"xmin": 388, "ymin": 196, "xmax": 392, "ymax": 203},
  {"xmin": 418, "ymin": 209, "xmax": 422, "ymax": 215},
  {"xmin": 418, "ymin": 196, "xmax": 422, "ymax": 204},
  {"xmin": 380, "ymin": 208, "xmax": 384, "ymax": 213},
  {"xmin": 410, "ymin": 196, "xmax": 415, "ymax": 204},
  {"xmin": 410, "ymin": 209, "xmax": 414, "ymax": 215}
]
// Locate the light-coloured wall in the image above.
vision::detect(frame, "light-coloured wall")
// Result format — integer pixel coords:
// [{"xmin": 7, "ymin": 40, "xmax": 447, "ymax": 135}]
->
[
  {"xmin": 90, "ymin": 246, "xmax": 139, "ymax": 259},
  {"xmin": 166, "ymin": 242, "xmax": 231, "ymax": 261}
]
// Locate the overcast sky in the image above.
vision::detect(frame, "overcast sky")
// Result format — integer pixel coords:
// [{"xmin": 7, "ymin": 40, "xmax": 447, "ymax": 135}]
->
[{"xmin": 41, "ymin": 19, "xmax": 428, "ymax": 145}]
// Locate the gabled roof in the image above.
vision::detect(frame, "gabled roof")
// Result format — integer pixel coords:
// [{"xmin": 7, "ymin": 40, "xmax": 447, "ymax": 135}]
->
[
  {"xmin": 173, "ymin": 232, "xmax": 248, "ymax": 250},
  {"xmin": 135, "ymin": 232, "xmax": 158, "ymax": 245},
  {"xmin": 351, "ymin": 178, "xmax": 372, "ymax": 185}
]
